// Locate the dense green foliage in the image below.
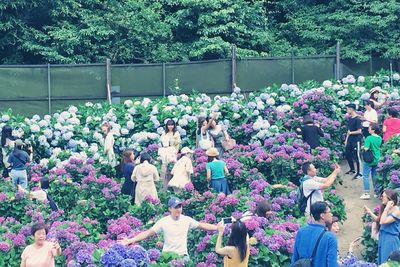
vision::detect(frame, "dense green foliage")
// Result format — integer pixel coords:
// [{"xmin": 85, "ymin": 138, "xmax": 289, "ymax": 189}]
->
[{"xmin": 1, "ymin": 0, "xmax": 399, "ymax": 64}]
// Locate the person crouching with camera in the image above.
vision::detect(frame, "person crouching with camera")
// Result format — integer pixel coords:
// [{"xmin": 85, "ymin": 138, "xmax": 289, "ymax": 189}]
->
[{"xmin": 8, "ymin": 139, "xmax": 32, "ymax": 189}]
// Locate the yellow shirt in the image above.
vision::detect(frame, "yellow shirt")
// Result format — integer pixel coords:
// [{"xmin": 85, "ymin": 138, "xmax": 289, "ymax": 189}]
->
[{"xmin": 223, "ymin": 246, "xmax": 250, "ymax": 267}]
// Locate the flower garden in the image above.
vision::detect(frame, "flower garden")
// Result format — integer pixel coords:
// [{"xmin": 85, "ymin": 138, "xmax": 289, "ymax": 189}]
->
[{"xmin": 0, "ymin": 72, "xmax": 400, "ymax": 266}]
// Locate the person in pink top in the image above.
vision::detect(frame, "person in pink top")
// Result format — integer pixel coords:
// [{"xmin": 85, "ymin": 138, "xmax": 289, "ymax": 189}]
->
[
  {"xmin": 20, "ymin": 223, "xmax": 62, "ymax": 267},
  {"xmin": 383, "ymin": 108, "xmax": 400, "ymax": 142}
]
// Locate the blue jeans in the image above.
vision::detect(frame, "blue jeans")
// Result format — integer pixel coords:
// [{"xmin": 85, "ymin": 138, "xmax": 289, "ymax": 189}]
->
[
  {"xmin": 10, "ymin": 169, "xmax": 28, "ymax": 189},
  {"xmin": 362, "ymin": 163, "xmax": 377, "ymax": 192}
]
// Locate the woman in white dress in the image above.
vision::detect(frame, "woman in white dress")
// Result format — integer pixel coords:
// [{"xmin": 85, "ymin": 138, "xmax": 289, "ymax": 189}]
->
[
  {"xmin": 131, "ymin": 153, "xmax": 160, "ymax": 206},
  {"xmin": 101, "ymin": 122, "xmax": 117, "ymax": 167},
  {"xmin": 168, "ymin": 147, "xmax": 194, "ymax": 190},
  {"xmin": 158, "ymin": 119, "xmax": 181, "ymax": 190}
]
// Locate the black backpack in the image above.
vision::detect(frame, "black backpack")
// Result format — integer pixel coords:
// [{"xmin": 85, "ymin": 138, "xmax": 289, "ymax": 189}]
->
[
  {"xmin": 297, "ymin": 180, "xmax": 315, "ymax": 214},
  {"xmin": 292, "ymin": 230, "xmax": 326, "ymax": 267}
]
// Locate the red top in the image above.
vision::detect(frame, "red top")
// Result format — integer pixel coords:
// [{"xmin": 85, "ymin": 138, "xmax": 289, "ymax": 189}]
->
[{"xmin": 383, "ymin": 117, "xmax": 400, "ymax": 141}]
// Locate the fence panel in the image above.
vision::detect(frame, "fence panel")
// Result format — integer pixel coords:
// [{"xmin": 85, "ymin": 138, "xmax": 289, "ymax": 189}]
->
[
  {"xmin": 293, "ymin": 56, "xmax": 335, "ymax": 83},
  {"xmin": 112, "ymin": 64, "xmax": 164, "ymax": 97},
  {"xmin": 236, "ymin": 58, "xmax": 292, "ymax": 91},
  {"xmin": 165, "ymin": 60, "xmax": 232, "ymax": 95},
  {"xmin": 0, "ymin": 66, "xmax": 48, "ymax": 116}
]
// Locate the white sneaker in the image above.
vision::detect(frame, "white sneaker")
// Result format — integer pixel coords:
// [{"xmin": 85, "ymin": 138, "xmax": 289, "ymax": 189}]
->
[{"xmin": 360, "ymin": 193, "xmax": 371, "ymax": 200}]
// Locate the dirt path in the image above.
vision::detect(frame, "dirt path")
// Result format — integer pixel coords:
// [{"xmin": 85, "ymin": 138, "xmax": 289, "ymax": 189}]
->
[{"xmin": 335, "ymin": 162, "xmax": 380, "ymax": 258}]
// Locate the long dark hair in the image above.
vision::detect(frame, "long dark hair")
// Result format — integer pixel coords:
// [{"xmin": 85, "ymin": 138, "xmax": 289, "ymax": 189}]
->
[
  {"xmin": 140, "ymin": 152, "xmax": 152, "ymax": 163},
  {"xmin": 197, "ymin": 117, "xmax": 208, "ymax": 135},
  {"xmin": 165, "ymin": 119, "xmax": 177, "ymax": 134},
  {"xmin": 1, "ymin": 125, "xmax": 13, "ymax": 147},
  {"xmin": 227, "ymin": 221, "xmax": 248, "ymax": 262},
  {"xmin": 370, "ymin": 90, "xmax": 379, "ymax": 101},
  {"xmin": 207, "ymin": 156, "xmax": 218, "ymax": 162},
  {"xmin": 377, "ymin": 189, "xmax": 398, "ymax": 232}
]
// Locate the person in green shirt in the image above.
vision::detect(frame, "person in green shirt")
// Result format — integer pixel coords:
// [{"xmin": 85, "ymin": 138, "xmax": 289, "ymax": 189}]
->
[{"xmin": 360, "ymin": 123, "xmax": 382, "ymax": 200}]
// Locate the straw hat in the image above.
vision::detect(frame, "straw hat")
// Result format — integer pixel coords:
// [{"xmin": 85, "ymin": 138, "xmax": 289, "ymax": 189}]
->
[
  {"xmin": 206, "ymin": 147, "xmax": 219, "ymax": 157},
  {"xmin": 181, "ymin": 147, "xmax": 194, "ymax": 154}
]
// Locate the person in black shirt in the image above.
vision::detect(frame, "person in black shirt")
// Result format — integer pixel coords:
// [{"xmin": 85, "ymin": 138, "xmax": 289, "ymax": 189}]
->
[
  {"xmin": 296, "ymin": 115, "xmax": 324, "ymax": 149},
  {"xmin": 344, "ymin": 104, "xmax": 363, "ymax": 180}
]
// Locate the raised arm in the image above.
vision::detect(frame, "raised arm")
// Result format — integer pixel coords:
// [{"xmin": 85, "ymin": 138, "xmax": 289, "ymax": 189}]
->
[
  {"xmin": 198, "ymin": 222, "xmax": 218, "ymax": 231},
  {"xmin": 119, "ymin": 229, "xmax": 156, "ymax": 246},
  {"xmin": 364, "ymin": 205, "xmax": 378, "ymax": 222},
  {"xmin": 215, "ymin": 222, "xmax": 234, "ymax": 257},
  {"xmin": 319, "ymin": 165, "xmax": 340, "ymax": 190}
]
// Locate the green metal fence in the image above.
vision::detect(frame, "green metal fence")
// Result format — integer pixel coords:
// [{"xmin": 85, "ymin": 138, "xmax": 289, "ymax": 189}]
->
[{"xmin": 0, "ymin": 55, "xmax": 396, "ymax": 117}]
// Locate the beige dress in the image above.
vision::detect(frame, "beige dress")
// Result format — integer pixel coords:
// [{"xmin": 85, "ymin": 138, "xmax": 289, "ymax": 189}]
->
[
  {"xmin": 168, "ymin": 156, "xmax": 193, "ymax": 189},
  {"xmin": 158, "ymin": 132, "xmax": 181, "ymax": 164},
  {"xmin": 104, "ymin": 132, "xmax": 117, "ymax": 167},
  {"xmin": 131, "ymin": 161, "xmax": 160, "ymax": 205}
]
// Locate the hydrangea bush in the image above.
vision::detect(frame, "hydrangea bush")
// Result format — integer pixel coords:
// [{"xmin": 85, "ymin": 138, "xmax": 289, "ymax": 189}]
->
[{"xmin": 0, "ymin": 72, "xmax": 398, "ymax": 266}]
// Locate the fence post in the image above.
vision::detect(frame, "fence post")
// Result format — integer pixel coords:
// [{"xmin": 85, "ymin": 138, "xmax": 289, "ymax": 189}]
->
[
  {"xmin": 231, "ymin": 45, "xmax": 237, "ymax": 92},
  {"xmin": 106, "ymin": 59, "xmax": 112, "ymax": 104},
  {"xmin": 390, "ymin": 60, "xmax": 394, "ymax": 88},
  {"xmin": 335, "ymin": 41, "xmax": 341, "ymax": 80},
  {"xmin": 369, "ymin": 51, "xmax": 373, "ymax": 75},
  {"xmin": 47, "ymin": 64, "xmax": 51, "ymax": 114},
  {"xmin": 291, "ymin": 50, "xmax": 295, "ymax": 84},
  {"xmin": 162, "ymin": 63, "xmax": 166, "ymax": 97}
]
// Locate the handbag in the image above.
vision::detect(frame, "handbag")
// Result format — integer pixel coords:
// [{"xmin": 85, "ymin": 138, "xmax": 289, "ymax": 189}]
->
[
  {"xmin": 198, "ymin": 131, "xmax": 213, "ymax": 150},
  {"xmin": 221, "ymin": 131, "xmax": 236, "ymax": 151},
  {"xmin": 362, "ymin": 150, "xmax": 374, "ymax": 164}
]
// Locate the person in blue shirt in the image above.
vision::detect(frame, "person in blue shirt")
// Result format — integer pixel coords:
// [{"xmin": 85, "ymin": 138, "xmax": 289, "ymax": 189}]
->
[
  {"xmin": 292, "ymin": 201, "xmax": 338, "ymax": 267},
  {"xmin": 206, "ymin": 147, "xmax": 230, "ymax": 195},
  {"xmin": 8, "ymin": 139, "xmax": 32, "ymax": 189}
]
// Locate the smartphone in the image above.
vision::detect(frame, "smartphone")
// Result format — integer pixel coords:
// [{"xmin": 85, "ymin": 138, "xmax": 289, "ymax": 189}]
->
[{"xmin": 222, "ymin": 217, "xmax": 232, "ymax": 224}]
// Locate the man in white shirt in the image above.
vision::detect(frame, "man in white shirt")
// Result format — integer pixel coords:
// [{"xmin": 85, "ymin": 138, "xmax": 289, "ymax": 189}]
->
[
  {"xmin": 119, "ymin": 197, "xmax": 217, "ymax": 257},
  {"xmin": 301, "ymin": 162, "xmax": 341, "ymax": 214}
]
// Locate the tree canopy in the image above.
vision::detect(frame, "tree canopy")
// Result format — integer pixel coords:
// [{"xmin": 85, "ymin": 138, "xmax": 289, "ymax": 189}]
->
[{"xmin": 0, "ymin": 0, "xmax": 399, "ymax": 64}]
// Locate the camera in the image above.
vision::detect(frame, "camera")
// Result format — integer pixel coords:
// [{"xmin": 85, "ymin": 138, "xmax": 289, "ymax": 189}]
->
[{"xmin": 222, "ymin": 217, "xmax": 233, "ymax": 224}]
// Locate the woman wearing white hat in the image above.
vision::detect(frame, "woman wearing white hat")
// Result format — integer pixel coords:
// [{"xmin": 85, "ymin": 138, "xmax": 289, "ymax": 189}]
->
[
  {"xmin": 168, "ymin": 147, "xmax": 194, "ymax": 190},
  {"xmin": 206, "ymin": 147, "xmax": 230, "ymax": 195}
]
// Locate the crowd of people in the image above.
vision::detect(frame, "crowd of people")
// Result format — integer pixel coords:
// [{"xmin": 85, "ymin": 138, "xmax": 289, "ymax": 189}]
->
[{"xmin": 1, "ymin": 86, "xmax": 400, "ymax": 266}]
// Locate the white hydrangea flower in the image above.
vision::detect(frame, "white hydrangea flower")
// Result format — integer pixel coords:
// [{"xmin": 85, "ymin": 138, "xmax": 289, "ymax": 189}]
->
[
  {"xmin": 62, "ymin": 132, "xmax": 73, "ymax": 141},
  {"xmin": 52, "ymin": 148, "xmax": 62, "ymax": 158},
  {"xmin": 168, "ymin": 95, "xmax": 178, "ymax": 105},
  {"xmin": 280, "ymin": 84, "xmax": 289, "ymax": 91},
  {"xmin": 142, "ymin": 98, "xmax": 151, "ymax": 108},
  {"xmin": 266, "ymin": 98, "xmax": 275, "ymax": 106},
  {"xmin": 30, "ymin": 124, "xmax": 40, "ymax": 133},
  {"xmin": 121, "ymin": 128, "xmax": 129, "ymax": 135},
  {"xmin": 82, "ymin": 127, "xmax": 90, "ymax": 135},
  {"xmin": 357, "ymin": 76, "xmax": 365, "ymax": 83},
  {"xmin": 124, "ymin": 100, "xmax": 133, "ymax": 107},
  {"xmin": 1, "ymin": 115, "xmax": 10, "ymax": 122},
  {"xmin": 279, "ymin": 96, "xmax": 286, "ymax": 102},
  {"xmin": 393, "ymin": 73, "xmax": 400, "ymax": 81},
  {"xmin": 127, "ymin": 121, "xmax": 135, "ymax": 130},
  {"xmin": 85, "ymin": 102, "xmax": 93, "ymax": 107},
  {"xmin": 32, "ymin": 114, "xmax": 40, "ymax": 121},
  {"xmin": 51, "ymin": 140, "xmax": 58, "ymax": 146},
  {"xmin": 233, "ymin": 113, "xmax": 241, "ymax": 119},
  {"xmin": 332, "ymin": 84, "xmax": 341, "ymax": 91},
  {"xmin": 43, "ymin": 129, "xmax": 53, "ymax": 139},
  {"xmin": 67, "ymin": 117, "xmax": 80, "ymax": 125},
  {"xmin": 322, "ymin": 80, "xmax": 332, "ymax": 88},
  {"xmin": 68, "ymin": 106, "xmax": 78, "ymax": 113}
]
